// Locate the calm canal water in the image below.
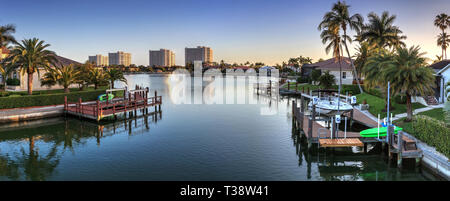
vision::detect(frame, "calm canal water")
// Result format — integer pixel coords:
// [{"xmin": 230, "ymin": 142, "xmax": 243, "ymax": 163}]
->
[{"xmin": 0, "ymin": 74, "xmax": 436, "ymax": 181}]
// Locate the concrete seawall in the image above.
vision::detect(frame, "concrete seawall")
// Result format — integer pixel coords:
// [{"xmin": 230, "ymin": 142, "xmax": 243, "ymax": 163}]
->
[{"xmin": 0, "ymin": 105, "xmax": 64, "ymax": 123}]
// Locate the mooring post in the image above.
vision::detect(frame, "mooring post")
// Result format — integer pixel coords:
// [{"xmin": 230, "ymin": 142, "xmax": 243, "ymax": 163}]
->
[
  {"xmin": 397, "ymin": 130, "xmax": 403, "ymax": 169},
  {"xmin": 308, "ymin": 105, "xmax": 315, "ymax": 149},
  {"xmin": 78, "ymin": 98, "xmax": 83, "ymax": 119},
  {"xmin": 292, "ymin": 100, "xmax": 296, "ymax": 127},
  {"xmin": 300, "ymin": 95, "xmax": 304, "ymax": 113},
  {"xmin": 295, "ymin": 82, "xmax": 298, "ymax": 92},
  {"xmin": 154, "ymin": 90, "xmax": 158, "ymax": 112},
  {"xmin": 350, "ymin": 109, "xmax": 354, "ymax": 126},
  {"xmin": 287, "ymin": 82, "xmax": 290, "ymax": 91}
]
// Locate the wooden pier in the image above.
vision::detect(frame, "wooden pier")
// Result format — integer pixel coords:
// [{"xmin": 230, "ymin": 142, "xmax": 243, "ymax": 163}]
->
[
  {"xmin": 290, "ymin": 91, "xmax": 422, "ymax": 169},
  {"xmin": 64, "ymin": 86, "xmax": 162, "ymax": 122}
]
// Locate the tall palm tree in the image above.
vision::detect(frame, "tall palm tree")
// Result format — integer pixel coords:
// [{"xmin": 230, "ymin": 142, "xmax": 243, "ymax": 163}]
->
[
  {"xmin": 88, "ymin": 68, "xmax": 108, "ymax": 90},
  {"xmin": 360, "ymin": 11, "xmax": 406, "ymax": 49},
  {"xmin": 318, "ymin": 0, "xmax": 364, "ymax": 93},
  {"xmin": 383, "ymin": 46, "xmax": 435, "ymax": 121},
  {"xmin": 0, "ymin": 24, "xmax": 16, "ymax": 47},
  {"xmin": 437, "ymin": 32, "xmax": 450, "ymax": 59},
  {"xmin": 41, "ymin": 64, "xmax": 80, "ymax": 93},
  {"xmin": 105, "ymin": 68, "xmax": 127, "ymax": 89},
  {"xmin": 320, "ymin": 24, "xmax": 348, "ymax": 87},
  {"xmin": 9, "ymin": 38, "xmax": 57, "ymax": 95},
  {"xmin": 434, "ymin": 13, "xmax": 450, "ymax": 59}
]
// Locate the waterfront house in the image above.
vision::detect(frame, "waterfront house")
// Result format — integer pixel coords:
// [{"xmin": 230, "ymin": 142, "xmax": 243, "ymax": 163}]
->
[
  {"xmin": 429, "ymin": 60, "xmax": 450, "ymax": 103},
  {"xmin": 301, "ymin": 57, "xmax": 355, "ymax": 85},
  {"xmin": 4, "ymin": 53, "xmax": 81, "ymax": 91}
]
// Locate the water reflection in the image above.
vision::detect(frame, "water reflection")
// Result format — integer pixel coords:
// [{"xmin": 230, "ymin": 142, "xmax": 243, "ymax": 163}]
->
[{"xmin": 0, "ymin": 112, "xmax": 162, "ymax": 181}]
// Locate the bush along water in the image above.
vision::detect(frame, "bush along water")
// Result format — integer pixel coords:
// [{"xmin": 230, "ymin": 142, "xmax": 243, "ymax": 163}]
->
[{"xmin": 411, "ymin": 115, "xmax": 449, "ymax": 158}]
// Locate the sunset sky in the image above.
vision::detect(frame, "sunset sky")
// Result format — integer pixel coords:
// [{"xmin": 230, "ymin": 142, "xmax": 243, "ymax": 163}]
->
[{"xmin": 2, "ymin": 0, "xmax": 449, "ymax": 66}]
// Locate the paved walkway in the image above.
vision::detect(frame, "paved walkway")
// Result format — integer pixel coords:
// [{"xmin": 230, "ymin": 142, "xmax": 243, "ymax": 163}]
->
[{"xmin": 391, "ymin": 104, "xmax": 444, "ymax": 121}]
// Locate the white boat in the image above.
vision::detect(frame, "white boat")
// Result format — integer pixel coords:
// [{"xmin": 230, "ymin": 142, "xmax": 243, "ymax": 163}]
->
[{"xmin": 308, "ymin": 96, "xmax": 353, "ymax": 116}]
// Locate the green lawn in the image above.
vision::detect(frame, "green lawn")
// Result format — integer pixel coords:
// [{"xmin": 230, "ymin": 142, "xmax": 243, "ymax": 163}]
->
[{"xmin": 355, "ymin": 93, "xmax": 426, "ymax": 118}]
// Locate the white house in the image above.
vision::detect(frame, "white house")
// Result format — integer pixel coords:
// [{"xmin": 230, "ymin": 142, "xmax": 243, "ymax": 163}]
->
[
  {"xmin": 304, "ymin": 57, "xmax": 355, "ymax": 85},
  {"xmin": 430, "ymin": 60, "xmax": 450, "ymax": 103}
]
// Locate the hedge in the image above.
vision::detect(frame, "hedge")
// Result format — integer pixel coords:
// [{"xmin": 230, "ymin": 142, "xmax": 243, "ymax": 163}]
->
[
  {"xmin": 0, "ymin": 90, "xmax": 123, "ymax": 109},
  {"xmin": 411, "ymin": 115, "xmax": 449, "ymax": 158},
  {"xmin": 331, "ymin": 84, "xmax": 361, "ymax": 95}
]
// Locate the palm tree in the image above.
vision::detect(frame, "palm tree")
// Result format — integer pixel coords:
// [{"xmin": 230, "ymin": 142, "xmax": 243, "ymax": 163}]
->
[
  {"xmin": 0, "ymin": 24, "xmax": 16, "ymax": 47},
  {"xmin": 383, "ymin": 46, "xmax": 435, "ymax": 121},
  {"xmin": 75, "ymin": 61, "xmax": 94, "ymax": 90},
  {"xmin": 0, "ymin": 60, "xmax": 15, "ymax": 90},
  {"xmin": 9, "ymin": 38, "xmax": 57, "ymax": 95},
  {"xmin": 318, "ymin": 0, "xmax": 364, "ymax": 93},
  {"xmin": 437, "ymin": 32, "xmax": 450, "ymax": 59},
  {"xmin": 105, "ymin": 68, "xmax": 127, "ymax": 89},
  {"xmin": 354, "ymin": 41, "xmax": 373, "ymax": 79},
  {"xmin": 363, "ymin": 49, "xmax": 395, "ymax": 111},
  {"xmin": 434, "ymin": 13, "xmax": 450, "ymax": 59},
  {"xmin": 320, "ymin": 24, "xmax": 347, "ymax": 87},
  {"xmin": 88, "ymin": 68, "xmax": 108, "ymax": 90},
  {"xmin": 41, "ymin": 64, "xmax": 80, "ymax": 93},
  {"xmin": 360, "ymin": 11, "xmax": 406, "ymax": 49}
]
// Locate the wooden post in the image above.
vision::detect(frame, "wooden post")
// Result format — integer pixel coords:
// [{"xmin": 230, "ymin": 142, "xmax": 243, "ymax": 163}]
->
[
  {"xmin": 79, "ymin": 98, "xmax": 83, "ymax": 119},
  {"xmin": 155, "ymin": 91, "xmax": 158, "ymax": 112},
  {"xmin": 96, "ymin": 100, "xmax": 99, "ymax": 118},
  {"xmin": 113, "ymin": 103, "xmax": 117, "ymax": 120},
  {"xmin": 350, "ymin": 109, "xmax": 354, "ymax": 126},
  {"xmin": 308, "ymin": 105, "xmax": 315, "ymax": 140},
  {"xmin": 287, "ymin": 82, "xmax": 290, "ymax": 91},
  {"xmin": 64, "ymin": 96, "xmax": 67, "ymax": 111},
  {"xmin": 397, "ymin": 131, "xmax": 403, "ymax": 169},
  {"xmin": 295, "ymin": 82, "xmax": 298, "ymax": 92},
  {"xmin": 300, "ymin": 95, "xmax": 304, "ymax": 113}
]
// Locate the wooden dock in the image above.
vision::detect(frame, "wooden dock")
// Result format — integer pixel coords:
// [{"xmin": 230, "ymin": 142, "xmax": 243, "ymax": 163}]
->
[
  {"xmin": 64, "ymin": 86, "xmax": 162, "ymax": 121},
  {"xmin": 290, "ymin": 91, "xmax": 423, "ymax": 169}
]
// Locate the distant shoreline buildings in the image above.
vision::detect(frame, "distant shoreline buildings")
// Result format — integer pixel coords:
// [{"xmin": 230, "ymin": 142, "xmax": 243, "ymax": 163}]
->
[
  {"xmin": 185, "ymin": 46, "xmax": 213, "ymax": 66},
  {"xmin": 149, "ymin": 49, "xmax": 175, "ymax": 67},
  {"xmin": 88, "ymin": 54, "xmax": 108, "ymax": 66},
  {"xmin": 109, "ymin": 51, "xmax": 131, "ymax": 66}
]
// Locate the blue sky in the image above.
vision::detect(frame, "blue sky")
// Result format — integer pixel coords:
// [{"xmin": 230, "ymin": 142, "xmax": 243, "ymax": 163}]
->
[{"xmin": 2, "ymin": 0, "xmax": 449, "ymax": 65}]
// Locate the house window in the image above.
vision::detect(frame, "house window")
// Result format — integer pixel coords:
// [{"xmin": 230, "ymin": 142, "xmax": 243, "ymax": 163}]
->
[{"xmin": 342, "ymin": 72, "xmax": 347, "ymax": 79}]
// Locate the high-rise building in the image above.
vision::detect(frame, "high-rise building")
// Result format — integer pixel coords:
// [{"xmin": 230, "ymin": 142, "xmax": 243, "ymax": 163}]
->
[
  {"xmin": 185, "ymin": 46, "xmax": 213, "ymax": 66},
  {"xmin": 149, "ymin": 49, "xmax": 175, "ymax": 67},
  {"xmin": 108, "ymin": 51, "xmax": 131, "ymax": 66},
  {"xmin": 88, "ymin": 54, "xmax": 109, "ymax": 66}
]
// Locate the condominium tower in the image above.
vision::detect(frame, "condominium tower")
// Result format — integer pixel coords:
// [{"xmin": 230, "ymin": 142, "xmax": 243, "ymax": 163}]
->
[
  {"xmin": 88, "ymin": 54, "xmax": 109, "ymax": 66},
  {"xmin": 185, "ymin": 46, "xmax": 213, "ymax": 65},
  {"xmin": 149, "ymin": 49, "xmax": 175, "ymax": 67},
  {"xmin": 108, "ymin": 51, "xmax": 131, "ymax": 66}
]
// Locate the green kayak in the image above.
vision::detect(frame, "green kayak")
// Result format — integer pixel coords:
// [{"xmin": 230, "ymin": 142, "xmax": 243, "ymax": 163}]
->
[
  {"xmin": 359, "ymin": 126, "xmax": 403, "ymax": 137},
  {"xmin": 98, "ymin": 93, "xmax": 114, "ymax": 101}
]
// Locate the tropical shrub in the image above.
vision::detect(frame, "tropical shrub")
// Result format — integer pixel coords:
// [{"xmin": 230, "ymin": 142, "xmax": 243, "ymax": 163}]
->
[
  {"xmin": 411, "ymin": 115, "xmax": 449, "ymax": 158},
  {"xmin": 6, "ymin": 78, "xmax": 20, "ymax": 86},
  {"xmin": 318, "ymin": 71, "xmax": 335, "ymax": 89},
  {"xmin": 296, "ymin": 76, "xmax": 310, "ymax": 84}
]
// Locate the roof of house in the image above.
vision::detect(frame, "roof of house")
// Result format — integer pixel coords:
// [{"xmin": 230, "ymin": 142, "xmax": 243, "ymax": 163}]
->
[
  {"xmin": 429, "ymin": 60, "xmax": 450, "ymax": 74},
  {"xmin": 302, "ymin": 57, "xmax": 354, "ymax": 71},
  {"xmin": 52, "ymin": 55, "xmax": 82, "ymax": 67},
  {"xmin": 429, "ymin": 60, "xmax": 450, "ymax": 70}
]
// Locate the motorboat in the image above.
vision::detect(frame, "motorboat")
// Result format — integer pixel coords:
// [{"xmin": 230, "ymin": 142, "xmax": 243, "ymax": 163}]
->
[{"xmin": 308, "ymin": 96, "xmax": 353, "ymax": 116}]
